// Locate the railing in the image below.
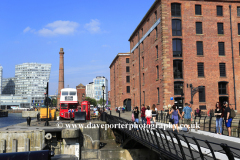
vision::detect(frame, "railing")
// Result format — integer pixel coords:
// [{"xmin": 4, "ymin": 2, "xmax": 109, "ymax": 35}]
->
[
  {"xmin": 105, "ymin": 113, "xmax": 240, "ymax": 160},
  {"xmin": 157, "ymin": 111, "xmax": 240, "ymax": 138}
]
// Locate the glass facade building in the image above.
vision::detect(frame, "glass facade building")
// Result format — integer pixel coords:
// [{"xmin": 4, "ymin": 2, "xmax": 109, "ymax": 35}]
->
[
  {"xmin": 15, "ymin": 63, "xmax": 51, "ymax": 106},
  {"xmin": 2, "ymin": 78, "xmax": 16, "ymax": 94},
  {"xmin": 86, "ymin": 82, "xmax": 94, "ymax": 98},
  {"xmin": 93, "ymin": 76, "xmax": 108, "ymax": 101}
]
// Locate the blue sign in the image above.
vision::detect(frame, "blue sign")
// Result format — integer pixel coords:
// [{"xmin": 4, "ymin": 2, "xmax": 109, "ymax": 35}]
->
[
  {"xmin": 170, "ymin": 97, "xmax": 173, "ymax": 100},
  {"xmin": 33, "ymin": 100, "xmax": 34, "ymax": 103},
  {"xmin": 41, "ymin": 100, "xmax": 43, "ymax": 103}
]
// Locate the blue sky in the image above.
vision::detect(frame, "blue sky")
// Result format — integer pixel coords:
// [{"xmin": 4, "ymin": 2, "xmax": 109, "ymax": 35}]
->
[{"xmin": 0, "ymin": 0, "xmax": 155, "ymax": 95}]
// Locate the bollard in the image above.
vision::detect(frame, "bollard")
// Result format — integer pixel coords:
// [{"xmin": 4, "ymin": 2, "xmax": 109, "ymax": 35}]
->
[
  {"xmin": 110, "ymin": 111, "xmax": 111, "ymax": 115},
  {"xmin": 37, "ymin": 113, "xmax": 40, "ymax": 121},
  {"xmin": 119, "ymin": 111, "xmax": 120, "ymax": 117},
  {"xmin": 27, "ymin": 116, "xmax": 31, "ymax": 126}
]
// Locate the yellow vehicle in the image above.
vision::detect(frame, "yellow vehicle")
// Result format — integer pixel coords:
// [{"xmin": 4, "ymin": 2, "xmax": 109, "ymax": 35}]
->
[{"xmin": 40, "ymin": 106, "xmax": 51, "ymax": 120}]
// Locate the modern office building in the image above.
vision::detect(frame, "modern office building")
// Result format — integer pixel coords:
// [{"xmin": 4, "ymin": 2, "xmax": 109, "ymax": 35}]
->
[
  {"xmin": 93, "ymin": 76, "xmax": 108, "ymax": 101},
  {"xmin": 110, "ymin": 53, "xmax": 131, "ymax": 111},
  {"xmin": 86, "ymin": 82, "xmax": 94, "ymax": 98},
  {"xmin": 127, "ymin": 0, "xmax": 240, "ymax": 112},
  {"xmin": 0, "ymin": 95, "xmax": 32, "ymax": 109},
  {"xmin": 15, "ymin": 63, "xmax": 51, "ymax": 106},
  {"xmin": 0, "ymin": 65, "xmax": 2, "ymax": 94},
  {"xmin": 2, "ymin": 78, "xmax": 16, "ymax": 94}
]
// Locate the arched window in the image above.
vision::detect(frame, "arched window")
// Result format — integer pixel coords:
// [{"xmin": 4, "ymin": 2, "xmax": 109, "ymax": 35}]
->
[
  {"xmin": 172, "ymin": 19, "xmax": 182, "ymax": 36},
  {"xmin": 172, "ymin": 38, "xmax": 182, "ymax": 57},
  {"xmin": 173, "ymin": 60, "xmax": 183, "ymax": 79},
  {"xmin": 171, "ymin": 3, "xmax": 181, "ymax": 17}
]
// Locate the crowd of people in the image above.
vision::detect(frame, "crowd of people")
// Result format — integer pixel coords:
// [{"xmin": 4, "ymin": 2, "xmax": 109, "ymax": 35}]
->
[{"xmin": 128, "ymin": 101, "xmax": 235, "ymax": 136}]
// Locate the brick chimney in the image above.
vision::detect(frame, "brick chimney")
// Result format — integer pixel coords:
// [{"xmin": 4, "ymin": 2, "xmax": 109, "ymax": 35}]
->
[{"xmin": 57, "ymin": 48, "xmax": 64, "ymax": 109}]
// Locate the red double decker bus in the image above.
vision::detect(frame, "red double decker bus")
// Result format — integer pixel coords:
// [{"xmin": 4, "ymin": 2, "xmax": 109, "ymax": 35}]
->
[{"xmin": 59, "ymin": 88, "xmax": 79, "ymax": 119}]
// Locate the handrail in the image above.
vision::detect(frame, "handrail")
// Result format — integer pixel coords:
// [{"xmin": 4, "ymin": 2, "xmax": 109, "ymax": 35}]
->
[{"xmin": 105, "ymin": 113, "xmax": 240, "ymax": 160}]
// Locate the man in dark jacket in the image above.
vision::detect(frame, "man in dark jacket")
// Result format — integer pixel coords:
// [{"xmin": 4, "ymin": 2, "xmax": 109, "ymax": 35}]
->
[
  {"xmin": 140, "ymin": 104, "xmax": 146, "ymax": 124},
  {"xmin": 223, "ymin": 102, "xmax": 232, "ymax": 136}
]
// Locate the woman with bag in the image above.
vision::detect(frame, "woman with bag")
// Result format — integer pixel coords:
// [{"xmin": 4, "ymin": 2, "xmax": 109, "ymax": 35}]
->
[
  {"xmin": 169, "ymin": 105, "xmax": 182, "ymax": 132},
  {"xmin": 145, "ymin": 106, "xmax": 152, "ymax": 125},
  {"xmin": 152, "ymin": 104, "xmax": 157, "ymax": 124}
]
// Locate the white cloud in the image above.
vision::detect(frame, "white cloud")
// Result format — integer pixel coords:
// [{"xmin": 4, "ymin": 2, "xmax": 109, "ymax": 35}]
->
[
  {"xmin": 38, "ymin": 20, "xmax": 79, "ymax": 36},
  {"xmin": 84, "ymin": 19, "xmax": 101, "ymax": 34},
  {"xmin": 23, "ymin": 27, "xmax": 31, "ymax": 33}
]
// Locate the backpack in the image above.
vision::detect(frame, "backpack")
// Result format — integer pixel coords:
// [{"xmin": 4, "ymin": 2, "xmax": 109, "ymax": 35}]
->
[{"xmin": 230, "ymin": 108, "xmax": 236, "ymax": 119}]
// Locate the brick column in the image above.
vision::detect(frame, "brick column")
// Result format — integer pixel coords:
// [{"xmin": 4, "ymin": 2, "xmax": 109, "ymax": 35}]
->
[{"xmin": 57, "ymin": 48, "xmax": 64, "ymax": 109}]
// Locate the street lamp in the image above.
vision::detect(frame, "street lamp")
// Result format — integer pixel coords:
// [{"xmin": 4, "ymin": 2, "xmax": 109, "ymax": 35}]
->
[
  {"xmin": 190, "ymin": 84, "xmax": 204, "ymax": 104},
  {"xmin": 179, "ymin": 84, "xmax": 184, "ymax": 112},
  {"xmin": 102, "ymin": 84, "xmax": 105, "ymax": 111}
]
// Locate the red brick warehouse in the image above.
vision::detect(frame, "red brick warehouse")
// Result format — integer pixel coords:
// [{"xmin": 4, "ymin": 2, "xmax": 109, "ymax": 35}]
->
[
  {"xmin": 110, "ymin": 53, "xmax": 131, "ymax": 111},
  {"xmin": 127, "ymin": 0, "xmax": 240, "ymax": 112}
]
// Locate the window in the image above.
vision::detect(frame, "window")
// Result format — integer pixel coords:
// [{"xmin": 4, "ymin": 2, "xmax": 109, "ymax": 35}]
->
[
  {"xmin": 143, "ymin": 91, "xmax": 145, "ymax": 105},
  {"xmin": 126, "ymin": 58, "xmax": 129, "ymax": 63},
  {"xmin": 174, "ymin": 82, "xmax": 183, "ymax": 95},
  {"xmin": 143, "ymin": 73, "xmax": 145, "ymax": 84},
  {"xmin": 157, "ymin": 88, "xmax": 160, "ymax": 103},
  {"xmin": 238, "ymin": 7, "xmax": 240, "ymax": 17},
  {"xmin": 156, "ymin": 45, "xmax": 158, "ymax": 59},
  {"xmin": 126, "ymin": 66, "xmax": 130, "ymax": 72},
  {"xmin": 155, "ymin": 11, "xmax": 157, "ymax": 21},
  {"xmin": 171, "ymin": 3, "xmax": 181, "ymax": 17},
  {"xmin": 172, "ymin": 39, "xmax": 182, "ymax": 57},
  {"xmin": 156, "ymin": 66, "xmax": 159, "ymax": 79},
  {"xmin": 142, "ymin": 57, "xmax": 144, "ymax": 68},
  {"xmin": 69, "ymin": 91, "xmax": 76, "ymax": 95},
  {"xmin": 197, "ymin": 41, "xmax": 203, "ymax": 55},
  {"xmin": 172, "ymin": 19, "xmax": 182, "ymax": 36},
  {"xmin": 127, "ymin": 86, "xmax": 130, "ymax": 93},
  {"xmin": 156, "ymin": 27, "xmax": 158, "ymax": 38},
  {"xmin": 239, "ymin": 42, "xmax": 240, "ymax": 56},
  {"xmin": 126, "ymin": 76, "xmax": 130, "ymax": 83},
  {"xmin": 62, "ymin": 91, "xmax": 68, "ymax": 95},
  {"xmin": 195, "ymin": 5, "xmax": 201, "ymax": 15},
  {"xmin": 218, "ymin": 23, "xmax": 224, "ymax": 34},
  {"xmin": 217, "ymin": 6, "xmax": 223, "ymax": 16},
  {"xmin": 196, "ymin": 22, "xmax": 202, "ymax": 34},
  {"xmin": 218, "ymin": 42, "xmax": 225, "ymax": 56},
  {"xmin": 199, "ymin": 86, "xmax": 205, "ymax": 102},
  {"xmin": 219, "ymin": 82, "xmax": 227, "ymax": 95},
  {"xmin": 219, "ymin": 63, "xmax": 226, "ymax": 77},
  {"xmin": 197, "ymin": 63, "xmax": 204, "ymax": 77},
  {"xmin": 238, "ymin": 23, "xmax": 240, "ymax": 35},
  {"xmin": 173, "ymin": 60, "xmax": 183, "ymax": 79},
  {"xmin": 199, "ymin": 105, "xmax": 206, "ymax": 110}
]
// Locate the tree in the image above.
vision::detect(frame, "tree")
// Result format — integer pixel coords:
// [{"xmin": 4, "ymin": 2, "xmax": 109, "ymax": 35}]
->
[
  {"xmin": 84, "ymin": 97, "xmax": 97, "ymax": 106},
  {"xmin": 97, "ymin": 97, "xmax": 106, "ymax": 106},
  {"xmin": 52, "ymin": 99, "xmax": 57, "ymax": 107}
]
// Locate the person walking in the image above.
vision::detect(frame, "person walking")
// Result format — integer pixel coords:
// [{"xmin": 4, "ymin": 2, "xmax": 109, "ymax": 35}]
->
[
  {"xmin": 152, "ymin": 104, "xmax": 157, "ymax": 124},
  {"xmin": 214, "ymin": 102, "xmax": 223, "ymax": 135},
  {"xmin": 182, "ymin": 103, "xmax": 193, "ymax": 133},
  {"xmin": 133, "ymin": 106, "xmax": 139, "ymax": 123},
  {"xmin": 141, "ymin": 104, "xmax": 146, "ymax": 124},
  {"xmin": 223, "ymin": 102, "xmax": 232, "ymax": 136},
  {"xmin": 169, "ymin": 105, "xmax": 182, "ymax": 133},
  {"xmin": 145, "ymin": 106, "xmax": 152, "ymax": 125}
]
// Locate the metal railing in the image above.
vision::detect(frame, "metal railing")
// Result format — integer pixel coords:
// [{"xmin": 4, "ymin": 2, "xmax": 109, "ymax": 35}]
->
[
  {"xmin": 157, "ymin": 111, "xmax": 240, "ymax": 138},
  {"xmin": 105, "ymin": 113, "xmax": 240, "ymax": 160}
]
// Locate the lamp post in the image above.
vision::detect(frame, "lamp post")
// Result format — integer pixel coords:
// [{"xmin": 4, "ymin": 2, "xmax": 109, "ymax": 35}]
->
[
  {"xmin": 179, "ymin": 84, "xmax": 184, "ymax": 112},
  {"xmin": 102, "ymin": 84, "xmax": 105, "ymax": 112},
  {"xmin": 190, "ymin": 84, "xmax": 204, "ymax": 104}
]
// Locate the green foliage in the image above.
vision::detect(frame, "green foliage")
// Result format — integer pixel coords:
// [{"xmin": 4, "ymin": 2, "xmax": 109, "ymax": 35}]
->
[
  {"xmin": 84, "ymin": 97, "xmax": 97, "ymax": 106},
  {"xmin": 97, "ymin": 97, "xmax": 106, "ymax": 105},
  {"xmin": 52, "ymin": 98, "xmax": 57, "ymax": 107}
]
